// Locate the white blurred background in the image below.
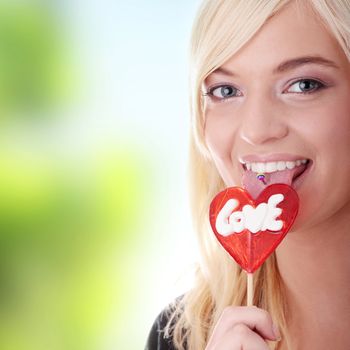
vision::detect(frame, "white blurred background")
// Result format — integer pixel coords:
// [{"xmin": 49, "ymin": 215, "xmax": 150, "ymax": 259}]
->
[{"xmin": 0, "ymin": 1, "xmax": 201, "ymax": 349}]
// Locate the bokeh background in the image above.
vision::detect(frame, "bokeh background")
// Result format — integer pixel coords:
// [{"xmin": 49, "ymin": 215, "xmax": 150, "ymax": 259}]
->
[{"xmin": 0, "ymin": 0, "xmax": 200, "ymax": 349}]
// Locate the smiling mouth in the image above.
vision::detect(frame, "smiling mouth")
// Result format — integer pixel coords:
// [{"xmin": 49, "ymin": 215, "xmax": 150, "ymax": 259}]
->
[{"xmin": 241, "ymin": 158, "xmax": 312, "ymax": 198}]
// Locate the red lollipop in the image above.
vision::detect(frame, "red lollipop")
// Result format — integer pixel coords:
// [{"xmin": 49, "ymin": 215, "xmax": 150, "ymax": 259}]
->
[{"xmin": 209, "ymin": 184, "xmax": 299, "ymax": 305}]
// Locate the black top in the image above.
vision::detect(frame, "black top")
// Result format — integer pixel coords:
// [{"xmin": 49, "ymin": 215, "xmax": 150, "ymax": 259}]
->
[{"xmin": 145, "ymin": 308, "xmax": 177, "ymax": 350}]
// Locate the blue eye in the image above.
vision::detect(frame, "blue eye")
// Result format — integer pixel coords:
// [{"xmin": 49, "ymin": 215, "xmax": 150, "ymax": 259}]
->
[
  {"xmin": 286, "ymin": 79, "xmax": 325, "ymax": 94},
  {"xmin": 205, "ymin": 84, "xmax": 242, "ymax": 100}
]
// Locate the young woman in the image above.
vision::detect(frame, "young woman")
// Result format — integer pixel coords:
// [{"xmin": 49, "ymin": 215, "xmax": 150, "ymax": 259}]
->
[{"xmin": 146, "ymin": 0, "xmax": 350, "ymax": 349}]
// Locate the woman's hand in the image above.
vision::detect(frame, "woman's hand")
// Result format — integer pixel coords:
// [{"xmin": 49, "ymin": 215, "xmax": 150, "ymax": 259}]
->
[{"xmin": 205, "ymin": 306, "xmax": 280, "ymax": 349}]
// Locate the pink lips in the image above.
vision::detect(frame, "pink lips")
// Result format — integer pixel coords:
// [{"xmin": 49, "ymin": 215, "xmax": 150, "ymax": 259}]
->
[{"xmin": 239, "ymin": 153, "xmax": 309, "ymax": 163}]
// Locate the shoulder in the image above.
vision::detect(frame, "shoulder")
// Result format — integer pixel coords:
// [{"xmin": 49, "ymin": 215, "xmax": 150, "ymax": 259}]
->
[
  {"xmin": 145, "ymin": 308, "xmax": 176, "ymax": 350},
  {"xmin": 145, "ymin": 297, "xmax": 184, "ymax": 350}
]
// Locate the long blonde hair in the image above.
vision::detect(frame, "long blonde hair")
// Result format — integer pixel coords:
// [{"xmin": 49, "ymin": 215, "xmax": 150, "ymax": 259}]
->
[{"xmin": 166, "ymin": 1, "xmax": 350, "ymax": 349}]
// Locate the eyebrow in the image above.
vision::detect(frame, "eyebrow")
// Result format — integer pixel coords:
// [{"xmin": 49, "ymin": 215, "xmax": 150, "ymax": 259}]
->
[{"xmin": 212, "ymin": 56, "xmax": 340, "ymax": 76}]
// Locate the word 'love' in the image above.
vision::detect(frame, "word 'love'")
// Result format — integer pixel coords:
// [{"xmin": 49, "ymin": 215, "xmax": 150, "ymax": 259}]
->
[{"xmin": 215, "ymin": 194, "xmax": 284, "ymax": 236}]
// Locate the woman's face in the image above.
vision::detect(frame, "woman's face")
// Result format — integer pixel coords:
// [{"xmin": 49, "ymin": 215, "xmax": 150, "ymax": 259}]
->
[{"xmin": 203, "ymin": 2, "xmax": 350, "ymax": 231}]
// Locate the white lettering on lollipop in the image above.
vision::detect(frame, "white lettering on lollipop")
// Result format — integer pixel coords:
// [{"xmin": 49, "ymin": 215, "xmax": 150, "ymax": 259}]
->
[{"xmin": 215, "ymin": 194, "xmax": 284, "ymax": 236}]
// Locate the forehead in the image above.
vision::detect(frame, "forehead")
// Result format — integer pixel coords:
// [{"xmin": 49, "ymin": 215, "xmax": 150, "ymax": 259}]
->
[{"xmin": 217, "ymin": 1, "xmax": 349, "ymax": 75}]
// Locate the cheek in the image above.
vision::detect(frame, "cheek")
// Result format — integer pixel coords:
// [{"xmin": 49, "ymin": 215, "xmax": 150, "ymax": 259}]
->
[
  {"xmin": 293, "ymin": 94, "xmax": 350, "ymax": 156},
  {"xmin": 204, "ymin": 112, "xmax": 239, "ymax": 184},
  {"xmin": 292, "ymin": 97, "xmax": 350, "ymax": 229},
  {"xmin": 317, "ymin": 101, "xmax": 350, "ymax": 209},
  {"xmin": 204, "ymin": 112, "xmax": 237, "ymax": 158}
]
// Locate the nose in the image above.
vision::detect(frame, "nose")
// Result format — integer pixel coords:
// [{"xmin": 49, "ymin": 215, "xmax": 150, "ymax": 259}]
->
[{"xmin": 239, "ymin": 95, "xmax": 289, "ymax": 146}]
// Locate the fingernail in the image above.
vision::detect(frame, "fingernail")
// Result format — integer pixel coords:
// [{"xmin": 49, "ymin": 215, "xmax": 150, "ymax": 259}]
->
[{"xmin": 272, "ymin": 323, "xmax": 281, "ymax": 341}]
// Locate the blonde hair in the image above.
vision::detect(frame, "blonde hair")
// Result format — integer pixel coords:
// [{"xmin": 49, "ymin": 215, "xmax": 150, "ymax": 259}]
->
[{"xmin": 166, "ymin": 1, "xmax": 350, "ymax": 349}]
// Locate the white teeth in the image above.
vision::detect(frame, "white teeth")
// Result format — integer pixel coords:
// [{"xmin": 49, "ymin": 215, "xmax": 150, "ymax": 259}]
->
[
  {"xmin": 277, "ymin": 161, "xmax": 286, "ymax": 171},
  {"xmin": 244, "ymin": 159, "xmax": 308, "ymax": 173},
  {"xmin": 265, "ymin": 162, "xmax": 277, "ymax": 172},
  {"xmin": 286, "ymin": 161, "xmax": 296, "ymax": 170},
  {"xmin": 256, "ymin": 163, "xmax": 265, "ymax": 173}
]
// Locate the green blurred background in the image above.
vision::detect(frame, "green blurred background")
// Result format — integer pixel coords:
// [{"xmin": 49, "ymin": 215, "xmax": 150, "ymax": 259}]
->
[{"xmin": 0, "ymin": 0, "xmax": 199, "ymax": 349}]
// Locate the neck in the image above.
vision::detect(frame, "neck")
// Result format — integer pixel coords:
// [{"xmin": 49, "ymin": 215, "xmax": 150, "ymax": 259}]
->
[{"xmin": 276, "ymin": 204, "xmax": 350, "ymax": 349}]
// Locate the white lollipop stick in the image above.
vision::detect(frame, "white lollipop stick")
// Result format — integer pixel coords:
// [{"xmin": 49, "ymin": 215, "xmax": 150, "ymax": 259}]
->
[{"xmin": 247, "ymin": 273, "xmax": 254, "ymax": 306}]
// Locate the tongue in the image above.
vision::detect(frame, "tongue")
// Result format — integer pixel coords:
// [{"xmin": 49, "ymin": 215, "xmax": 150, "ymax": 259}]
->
[{"xmin": 242, "ymin": 166, "xmax": 303, "ymax": 199}]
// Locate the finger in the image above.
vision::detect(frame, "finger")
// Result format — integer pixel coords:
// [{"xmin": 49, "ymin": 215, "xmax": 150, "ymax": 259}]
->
[
  {"xmin": 210, "ymin": 306, "xmax": 279, "ymax": 343},
  {"xmin": 228, "ymin": 324, "xmax": 271, "ymax": 350}
]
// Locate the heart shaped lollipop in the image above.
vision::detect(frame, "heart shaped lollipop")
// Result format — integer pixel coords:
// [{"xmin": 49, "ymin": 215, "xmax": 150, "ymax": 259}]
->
[{"xmin": 209, "ymin": 184, "xmax": 299, "ymax": 273}]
